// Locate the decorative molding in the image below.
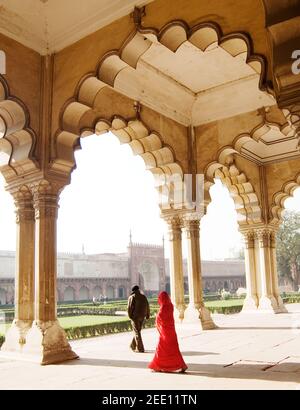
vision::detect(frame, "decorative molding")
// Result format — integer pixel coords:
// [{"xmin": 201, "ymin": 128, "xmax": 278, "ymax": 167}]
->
[
  {"xmin": 205, "ymin": 160, "xmax": 263, "ymax": 227},
  {"xmin": 100, "ymin": 20, "xmax": 268, "ymax": 91},
  {"xmin": 0, "ymin": 0, "xmax": 154, "ymax": 55},
  {"xmin": 270, "ymin": 172, "xmax": 300, "ymax": 224},
  {"xmin": 0, "ymin": 76, "xmax": 39, "ymax": 184},
  {"xmin": 256, "ymin": 228, "xmax": 272, "ymax": 248},
  {"xmin": 53, "ymin": 82, "xmax": 184, "ymax": 209},
  {"xmin": 13, "ymin": 186, "xmax": 35, "ymax": 224},
  {"xmin": 242, "ymin": 231, "xmax": 255, "ymax": 249},
  {"xmin": 262, "ymin": 0, "xmax": 300, "ymax": 107},
  {"xmin": 282, "ymin": 105, "xmax": 300, "ymax": 148}
]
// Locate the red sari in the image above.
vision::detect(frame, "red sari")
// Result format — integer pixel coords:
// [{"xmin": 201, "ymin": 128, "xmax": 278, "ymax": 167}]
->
[{"xmin": 148, "ymin": 291, "xmax": 187, "ymax": 372}]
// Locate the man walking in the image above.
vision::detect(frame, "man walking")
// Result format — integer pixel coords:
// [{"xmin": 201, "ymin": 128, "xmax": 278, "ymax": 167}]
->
[{"xmin": 127, "ymin": 285, "xmax": 150, "ymax": 352}]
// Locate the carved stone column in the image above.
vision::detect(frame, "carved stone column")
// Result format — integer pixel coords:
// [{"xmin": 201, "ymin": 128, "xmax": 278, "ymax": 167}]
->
[
  {"xmin": 256, "ymin": 228, "xmax": 280, "ymax": 312},
  {"xmin": 241, "ymin": 230, "xmax": 258, "ymax": 311},
  {"xmin": 270, "ymin": 230, "xmax": 287, "ymax": 313},
  {"xmin": 164, "ymin": 215, "xmax": 186, "ymax": 321},
  {"xmin": 183, "ymin": 215, "xmax": 216, "ymax": 329},
  {"xmin": 23, "ymin": 180, "xmax": 78, "ymax": 365},
  {"xmin": 1, "ymin": 186, "xmax": 35, "ymax": 352}
]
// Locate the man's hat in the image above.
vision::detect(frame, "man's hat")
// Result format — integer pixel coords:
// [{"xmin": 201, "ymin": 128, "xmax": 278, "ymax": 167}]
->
[{"xmin": 131, "ymin": 285, "xmax": 139, "ymax": 292}]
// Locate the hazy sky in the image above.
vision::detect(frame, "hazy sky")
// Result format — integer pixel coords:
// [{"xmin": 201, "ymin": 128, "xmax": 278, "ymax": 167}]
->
[{"xmin": 0, "ymin": 132, "xmax": 299, "ymax": 260}]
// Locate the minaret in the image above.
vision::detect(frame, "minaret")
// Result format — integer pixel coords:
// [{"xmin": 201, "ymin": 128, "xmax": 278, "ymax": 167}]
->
[
  {"xmin": 81, "ymin": 243, "xmax": 85, "ymax": 255},
  {"xmin": 128, "ymin": 229, "xmax": 134, "ymax": 287}
]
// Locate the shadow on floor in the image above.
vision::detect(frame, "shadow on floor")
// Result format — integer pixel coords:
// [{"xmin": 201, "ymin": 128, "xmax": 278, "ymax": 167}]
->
[
  {"xmin": 62, "ymin": 357, "xmax": 300, "ymax": 383},
  {"xmin": 145, "ymin": 351, "xmax": 217, "ymax": 356},
  {"xmin": 215, "ymin": 327, "xmax": 300, "ymax": 330}
]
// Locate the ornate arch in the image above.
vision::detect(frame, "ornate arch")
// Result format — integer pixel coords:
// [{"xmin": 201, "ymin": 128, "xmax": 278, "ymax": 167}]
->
[
  {"xmin": 52, "ymin": 19, "xmax": 275, "ymax": 211},
  {"xmin": 0, "ymin": 76, "xmax": 38, "ymax": 183},
  {"xmin": 96, "ymin": 20, "xmax": 267, "ymax": 93},
  {"xmin": 270, "ymin": 172, "xmax": 300, "ymax": 225},
  {"xmin": 205, "ymin": 152, "xmax": 263, "ymax": 226}
]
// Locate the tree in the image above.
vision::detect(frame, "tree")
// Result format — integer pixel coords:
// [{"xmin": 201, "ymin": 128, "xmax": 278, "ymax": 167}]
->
[{"xmin": 276, "ymin": 211, "xmax": 300, "ymax": 291}]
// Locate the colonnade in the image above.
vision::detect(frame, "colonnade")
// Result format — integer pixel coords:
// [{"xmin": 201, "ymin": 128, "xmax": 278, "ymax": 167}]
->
[
  {"xmin": 1, "ymin": 180, "xmax": 78, "ymax": 365},
  {"xmin": 1, "ymin": 182, "xmax": 288, "ymax": 364},
  {"xmin": 241, "ymin": 226, "xmax": 286, "ymax": 313},
  {"xmin": 163, "ymin": 211, "xmax": 216, "ymax": 330}
]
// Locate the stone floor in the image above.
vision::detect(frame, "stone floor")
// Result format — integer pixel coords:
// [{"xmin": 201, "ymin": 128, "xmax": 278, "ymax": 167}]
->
[{"xmin": 1, "ymin": 304, "xmax": 300, "ymax": 390}]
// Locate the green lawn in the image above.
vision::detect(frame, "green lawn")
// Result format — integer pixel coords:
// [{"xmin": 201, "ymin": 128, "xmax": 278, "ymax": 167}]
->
[
  {"xmin": 205, "ymin": 299, "xmax": 245, "ymax": 308},
  {"xmin": 0, "ymin": 315, "xmax": 130, "ymax": 336},
  {"xmin": 58, "ymin": 315, "xmax": 129, "ymax": 328},
  {"xmin": 0, "ymin": 324, "xmax": 10, "ymax": 335}
]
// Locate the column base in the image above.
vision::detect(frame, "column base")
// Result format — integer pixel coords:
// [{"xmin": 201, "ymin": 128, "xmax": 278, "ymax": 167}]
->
[
  {"xmin": 22, "ymin": 320, "xmax": 79, "ymax": 365},
  {"xmin": 184, "ymin": 304, "xmax": 217, "ymax": 330},
  {"xmin": 258, "ymin": 295, "xmax": 282, "ymax": 313},
  {"xmin": 1, "ymin": 320, "xmax": 32, "ymax": 352},
  {"xmin": 274, "ymin": 295, "xmax": 288, "ymax": 313},
  {"xmin": 174, "ymin": 304, "xmax": 186, "ymax": 323},
  {"xmin": 241, "ymin": 296, "xmax": 258, "ymax": 312}
]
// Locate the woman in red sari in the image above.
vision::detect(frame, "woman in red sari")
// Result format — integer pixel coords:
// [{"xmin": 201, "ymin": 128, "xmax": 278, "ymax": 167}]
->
[{"xmin": 148, "ymin": 291, "xmax": 187, "ymax": 373}]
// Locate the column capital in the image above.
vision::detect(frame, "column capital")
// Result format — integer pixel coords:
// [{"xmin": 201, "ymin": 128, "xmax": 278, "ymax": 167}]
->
[
  {"xmin": 242, "ymin": 230, "xmax": 255, "ymax": 249},
  {"xmin": 182, "ymin": 211, "xmax": 203, "ymax": 223},
  {"xmin": 29, "ymin": 179, "xmax": 64, "ymax": 197},
  {"xmin": 164, "ymin": 216, "xmax": 182, "ymax": 242},
  {"xmin": 240, "ymin": 225, "xmax": 279, "ymax": 249},
  {"xmin": 29, "ymin": 180, "xmax": 61, "ymax": 220},
  {"xmin": 254, "ymin": 226, "xmax": 278, "ymax": 249},
  {"xmin": 162, "ymin": 212, "xmax": 183, "ymax": 228},
  {"xmin": 11, "ymin": 186, "xmax": 34, "ymax": 224}
]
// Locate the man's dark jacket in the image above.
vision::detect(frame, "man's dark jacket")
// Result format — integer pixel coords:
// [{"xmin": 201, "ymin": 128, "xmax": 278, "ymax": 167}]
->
[{"xmin": 127, "ymin": 290, "xmax": 150, "ymax": 320}]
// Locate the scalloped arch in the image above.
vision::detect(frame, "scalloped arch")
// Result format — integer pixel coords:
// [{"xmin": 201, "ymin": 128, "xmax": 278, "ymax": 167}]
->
[
  {"xmin": 94, "ymin": 20, "xmax": 267, "ymax": 95},
  {"xmin": 270, "ymin": 173, "xmax": 300, "ymax": 225},
  {"xmin": 53, "ymin": 105, "xmax": 184, "ymax": 209},
  {"xmin": 0, "ymin": 76, "xmax": 38, "ymax": 182},
  {"xmin": 204, "ymin": 154, "xmax": 262, "ymax": 226},
  {"xmin": 53, "ymin": 19, "xmax": 272, "ymax": 209}
]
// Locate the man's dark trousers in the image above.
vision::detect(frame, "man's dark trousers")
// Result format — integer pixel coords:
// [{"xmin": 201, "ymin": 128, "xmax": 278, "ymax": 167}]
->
[{"xmin": 130, "ymin": 319, "xmax": 145, "ymax": 352}]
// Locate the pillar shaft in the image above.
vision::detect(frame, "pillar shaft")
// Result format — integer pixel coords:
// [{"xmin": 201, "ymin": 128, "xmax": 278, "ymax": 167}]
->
[
  {"xmin": 241, "ymin": 225, "xmax": 286, "ymax": 314},
  {"xmin": 15, "ymin": 195, "xmax": 35, "ymax": 322},
  {"xmin": 241, "ymin": 231, "xmax": 258, "ymax": 311},
  {"xmin": 23, "ymin": 181, "xmax": 78, "ymax": 365},
  {"xmin": 34, "ymin": 192, "xmax": 58, "ymax": 321},
  {"xmin": 1, "ymin": 188, "xmax": 35, "ymax": 352},
  {"xmin": 257, "ymin": 229, "xmax": 279, "ymax": 311},
  {"xmin": 166, "ymin": 216, "xmax": 185, "ymax": 321},
  {"xmin": 183, "ymin": 216, "xmax": 216, "ymax": 329},
  {"xmin": 269, "ymin": 232, "xmax": 287, "ymax": 313}
]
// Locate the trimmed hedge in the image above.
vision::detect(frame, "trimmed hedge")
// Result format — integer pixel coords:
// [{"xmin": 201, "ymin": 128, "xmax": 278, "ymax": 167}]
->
[
  {"xmin": 206, "ymin": 305, "xmax": 243, "ymax": 314},
  {"xmin": 282, "ymin": 295, "xmax": 300, "ymax": 304},
  {"xmin": 0, "ymin": 335, "xmax": 4, "ymax": 347},
  {"xmin": 64, "ymin": 317, "xmax": 156, "ymax": 340}
]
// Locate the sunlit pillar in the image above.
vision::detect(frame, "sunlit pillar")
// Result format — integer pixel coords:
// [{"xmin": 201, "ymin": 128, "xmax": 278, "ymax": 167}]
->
[
  {"xmin": 241, "ymin": 229, "xmax": 258, "ymax": 311},
  {"xmin": 1, "ymin": 186, "xmax": 35, "ymax": 352},
  {"xmin": 183, "ymin": 214, "xmax": 216, "ymax": 329},
  {"xmin": 164, "ymin": 215, "xmax": 186, "ymax": 322},
  {"xmin": 270, "ymin": 230, "xmax": 287, "ymax": 313},
  {"xmin": 256, "ymin": 228, "xmax": 279, "ymax": 312},
  {"xmin": 24, "ymin": 181, "xmax": 78, "ymax": 365}
]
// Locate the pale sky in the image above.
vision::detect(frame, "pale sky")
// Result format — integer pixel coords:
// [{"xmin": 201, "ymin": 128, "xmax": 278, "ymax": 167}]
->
[{"xmin": 0, "ymin": 132, "xmax": 299, "ymax": 260}]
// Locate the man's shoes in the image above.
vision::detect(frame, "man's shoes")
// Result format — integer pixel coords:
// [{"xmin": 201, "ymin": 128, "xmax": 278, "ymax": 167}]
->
[{"xmin": 130, "ymin": 346, "xmax": 144, "ymax": 353}]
